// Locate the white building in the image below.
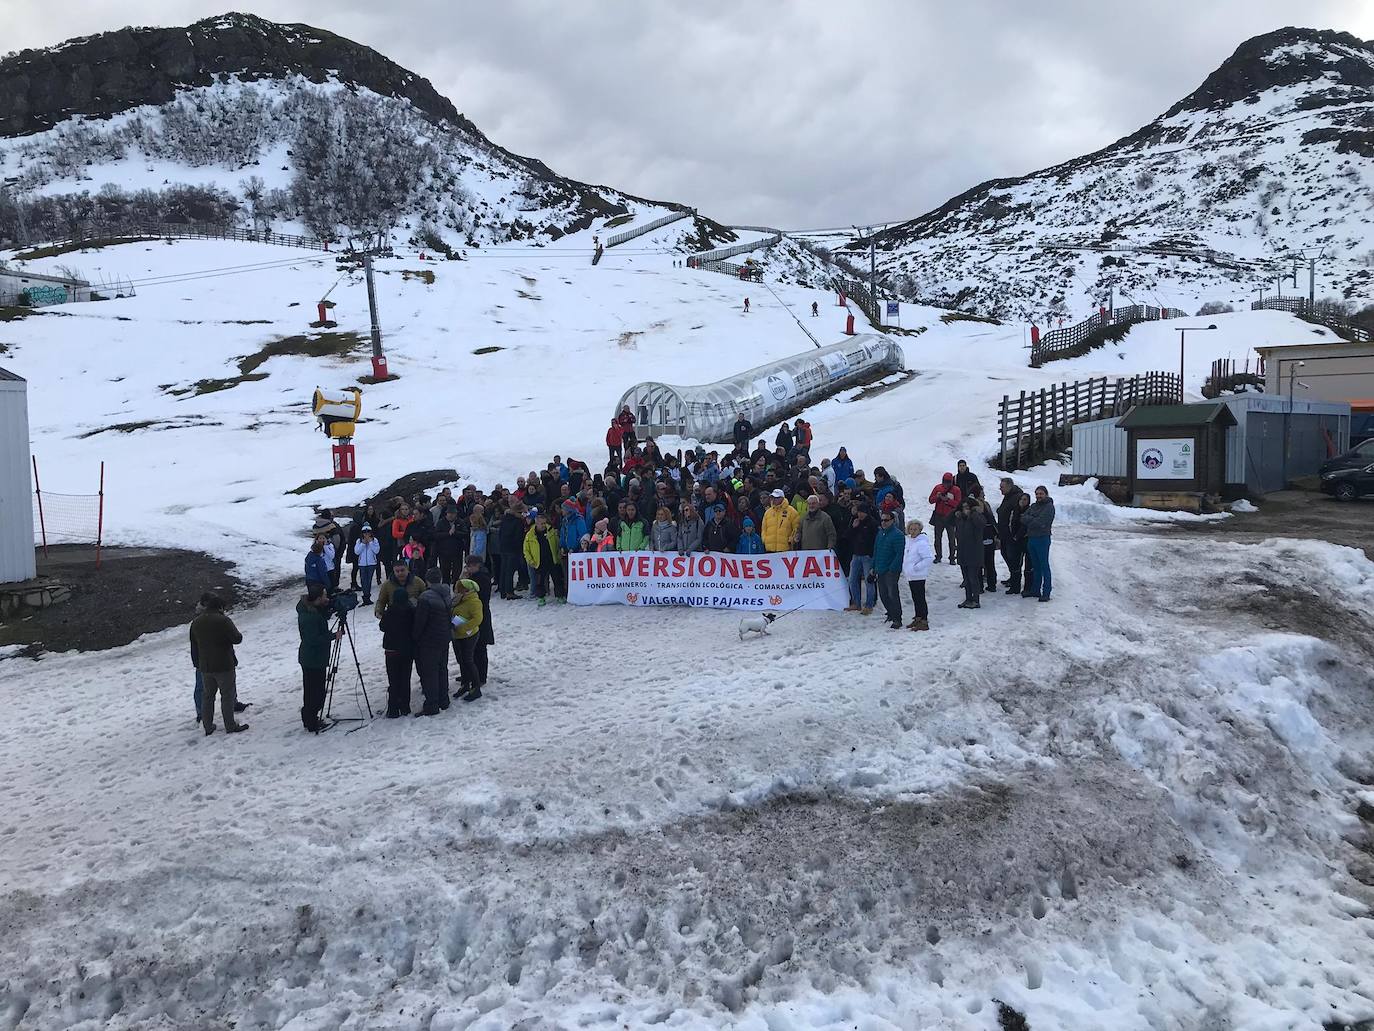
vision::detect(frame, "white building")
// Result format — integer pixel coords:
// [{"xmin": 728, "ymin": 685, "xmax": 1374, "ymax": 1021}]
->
[
  {"xmin": 0, "ymin": 366, "xmax": 36, "ymax": 584},
  {"xmin": 0, "ymin": 268, "xmax": 92, "ymax": 307}
]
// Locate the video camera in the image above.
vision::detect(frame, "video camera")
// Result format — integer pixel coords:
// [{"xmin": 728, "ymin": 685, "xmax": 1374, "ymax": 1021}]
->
[{"xmin": 328, "ymin": 588, "xmax": 360, "ymax": 619}]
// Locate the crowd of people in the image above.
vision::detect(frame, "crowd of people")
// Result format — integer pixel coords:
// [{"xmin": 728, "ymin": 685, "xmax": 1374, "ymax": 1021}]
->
[{"xmin": 190, "ymin": 410, "xmax": 1057, "ymax": 736}]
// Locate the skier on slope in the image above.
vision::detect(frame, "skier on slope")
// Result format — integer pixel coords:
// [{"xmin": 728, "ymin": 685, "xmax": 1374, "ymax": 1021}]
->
[
  {"xmin": 811, "ymin": 301, "xmax": 819, "ymax": 317},
  {"xmin": 743, "ymin": 297, "xmax": 750, "ymax": 313}
]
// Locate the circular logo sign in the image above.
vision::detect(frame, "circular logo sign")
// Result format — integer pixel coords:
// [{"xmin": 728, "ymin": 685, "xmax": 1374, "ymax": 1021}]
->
[
  {"xmin": 766, "ymin": 375, "xmax": 789, "ymax": 401},
  {"xmin": 1141, "ymin": 448, "xmax": 1164, "ymax": 469}
]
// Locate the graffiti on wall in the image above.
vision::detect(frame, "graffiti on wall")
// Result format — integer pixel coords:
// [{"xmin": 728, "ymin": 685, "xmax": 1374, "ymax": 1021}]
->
[{"xmin": 24, "ymin": 285, "xmax": 70, "ymax": 306}]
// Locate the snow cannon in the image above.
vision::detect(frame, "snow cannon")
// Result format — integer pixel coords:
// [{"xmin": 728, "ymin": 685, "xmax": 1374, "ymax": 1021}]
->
[{"xmin": 312, "ymin": 387, "xmax": 362, "ymax": 479}]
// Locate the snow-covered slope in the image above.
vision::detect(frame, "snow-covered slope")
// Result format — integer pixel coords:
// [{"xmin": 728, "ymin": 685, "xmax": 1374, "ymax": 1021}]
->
[
  {"xmin": 1, "ymin": 240, "xmax": 1373, "ymax": 1029},
  {"xmin": 855, "ymin": 27, "xmax": 1374, "ymax": 320},
  {"xmin": 1, "ymin": 241, "xmax": 1373, "ymax": 1030}
]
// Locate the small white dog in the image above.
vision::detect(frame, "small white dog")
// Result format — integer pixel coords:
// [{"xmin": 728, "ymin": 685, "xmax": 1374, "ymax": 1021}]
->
[{"xmin": 738, "ymin": 612, "xmax": 779, "ymax": 641}]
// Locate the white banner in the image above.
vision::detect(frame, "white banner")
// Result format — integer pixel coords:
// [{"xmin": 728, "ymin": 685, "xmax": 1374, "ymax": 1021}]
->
[
  {"xmin": 1136, "ymin": 437, "xmax": 1194, "ymax": 480},
  {"xmin": 567, "ymin": 550, "xmax": 849, "ymax": 611}
]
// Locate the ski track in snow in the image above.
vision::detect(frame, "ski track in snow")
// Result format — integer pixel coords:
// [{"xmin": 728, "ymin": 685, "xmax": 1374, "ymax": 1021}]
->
[{"xmin": 1, "ymin": 242, "xmax": 1373, "ymax": 1029}]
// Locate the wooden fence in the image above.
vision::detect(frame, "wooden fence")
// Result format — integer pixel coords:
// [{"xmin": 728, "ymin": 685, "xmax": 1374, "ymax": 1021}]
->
[
  {"xmin": 832, "ymin": 276, "xmax": 881, "ymax": 328},
  {"xmin": 995, "ymin": 371, "xmax": 1182, "ymax": 471},
  {"xmin": 1031, "ymin": 304, "xmax": 1187, "ymax": 366},
  {"xmin": 1201, "ymin": 356, "xmax": 1266, "ymax": 398},
  {"xmin": 1250, "ymin": 296, "xmax": 1372, "ymax": 342},
  {"xmin": 690, "ymin": 232, "xmax": 782, "ymax": 265}
]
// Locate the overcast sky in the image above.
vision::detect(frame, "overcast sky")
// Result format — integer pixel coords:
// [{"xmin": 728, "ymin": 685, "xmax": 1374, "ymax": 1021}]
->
[{"xmin": 8, "ymin": 1, "xmax": 1374, "ymax": 227}]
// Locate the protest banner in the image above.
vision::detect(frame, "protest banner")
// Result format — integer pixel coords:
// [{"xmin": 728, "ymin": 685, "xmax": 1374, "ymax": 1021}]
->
[{"xmin": 567, "ymin": 550, "xmax": 849, "ymax": 610}]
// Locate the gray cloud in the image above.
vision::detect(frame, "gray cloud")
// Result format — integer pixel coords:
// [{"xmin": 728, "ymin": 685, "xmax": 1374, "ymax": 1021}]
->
[{"xmin": 6, "ymin": 0, "xmax": 1374, "ymax": 227}]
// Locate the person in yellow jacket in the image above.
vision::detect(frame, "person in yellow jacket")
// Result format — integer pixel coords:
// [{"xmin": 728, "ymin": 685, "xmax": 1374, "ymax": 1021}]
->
[
  {"xmin": 762, "ymin": 488, "xmax": 800, "ymax": 552},
  {"xmin": 449, "ymin": 579, "xmax": 485, "ymax": 702},
  {"xmin": 523, "ymin": 511, "xmax": 566, "ymax": 606}
]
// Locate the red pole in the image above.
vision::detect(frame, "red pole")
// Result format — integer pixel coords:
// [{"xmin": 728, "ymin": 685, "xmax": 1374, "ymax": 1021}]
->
[
  {"xmin": 96, "ymin": 461, "xmax": 105, "ymax": 570},
  {"xmin": 32, "ymin": 455, "xmax": 48, "ymax": 559}
]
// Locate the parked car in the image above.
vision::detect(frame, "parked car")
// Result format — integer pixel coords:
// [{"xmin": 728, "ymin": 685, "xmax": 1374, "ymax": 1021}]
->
[
  {"xmin": 1319, "ymin": 440, "xmax": 1374, "ymax": 501},
  {"xmin": 1353, "ymin": 411, "xmax": 1374, "ymax": 448}
]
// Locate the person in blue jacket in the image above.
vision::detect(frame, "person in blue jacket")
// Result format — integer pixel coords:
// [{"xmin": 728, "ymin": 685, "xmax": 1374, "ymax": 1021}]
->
[
  {"xmin": 736, "ymin": 517, "xmax": 765, "ymax": 554},
  {"xmin": 831, "ymin": 447, "xmax": 855, "ymax": 485},
  {"xmin": 305, "ymin": 534, "xmax": 331, "ymax": 587},
  {"xmin": 559, "ymin": 498, "xmax": 589, "ymax": 554},
  {"xmin": 872, "ymin": 509, "xmax": 906, "ymax": 629}
]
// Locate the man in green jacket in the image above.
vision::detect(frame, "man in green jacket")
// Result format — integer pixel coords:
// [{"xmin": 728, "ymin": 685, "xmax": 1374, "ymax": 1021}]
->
[
  {"xmin": 189, "ymin": 594, "xmax": 248, "ymax": 736},
  {"xmin": 297, "ymin": 583, "xmax": 338, "ymax": 733},
  {"xmin": 523, "ymin": 512, "xmax": 566, "ymax": 606}
]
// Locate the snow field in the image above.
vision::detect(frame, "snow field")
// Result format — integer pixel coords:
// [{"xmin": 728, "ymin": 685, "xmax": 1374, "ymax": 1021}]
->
[{"xmin": 1, "ymin": 241, "xmax": 1373, "ymax": 1028}]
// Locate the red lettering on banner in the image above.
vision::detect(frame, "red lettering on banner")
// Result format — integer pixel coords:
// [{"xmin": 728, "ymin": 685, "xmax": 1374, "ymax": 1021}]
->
[
  {"xmin": 596, "ymin": 557, "xmax": 618, "ymax": 579},
  {"xmin": 719, "ymin": 557, "xmax": 739, "ymax": 578},
  {"xmin": 781, "ymin": 556, "xmax": 799, "ymax": 577},
  {"xmin": 756, "ymin": 559, "xmax": 773, "ymax": 578},
  {"xmin": 670, "ymin": 555, "xmax": 688, "ymax": 578},
  {"xmin": 652, "ymin": 555, "xmax": 669, "ymax": 578},
  {"xmin": 802, "ymin": 556, "xmax": 823, "ymax": 578},
  {"xmin": 698, "ymin": 555, "xmax": 716, "ymax": 577},
  {"xmin": 618, "ymin": 557, "xmax": 635, "ymax": 577},
  {"xmin": 637, "ymin": 556, "xmax": 651, "ymax": 578}
]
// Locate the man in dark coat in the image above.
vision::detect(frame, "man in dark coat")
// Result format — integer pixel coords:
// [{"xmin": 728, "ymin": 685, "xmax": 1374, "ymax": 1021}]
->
[
  {"xmin": 296, "ymin": 583, "xmax": 336, "ymax": 732},
  {"xmin": 732, "ymin": 416, "xmax": 754, "ymax": 450},
  {"xmin": 410, "ymin": 569, "xmax": 453, "ymax": 716},
  {"xmin": 996, "ymin": 477, "xmax": 1027, "ymax": 594},
  {"xmin": 497, "ymin": 501, "xmax": 527, "ymax": 599},
  {"xmin": 702, "ymin": 504, "xmax": 739, "ymax": 553},
  {"xmin": 954, "ymin": 500, "xmax": 988, "ymax": 609},
  {"xmin": 189, "ymin": 594, "xmax": 248, "ymax": 735},
  {"xmin": 380, "ymin": 587, "xmax": 415, "ymax": 717},
  {"xmin": 463, "ymin": 555, "xmax": 494, "ymax": 687},
  {"xmin": 434, "ymin": 506, "xmax": 467, "ymax": 585}
]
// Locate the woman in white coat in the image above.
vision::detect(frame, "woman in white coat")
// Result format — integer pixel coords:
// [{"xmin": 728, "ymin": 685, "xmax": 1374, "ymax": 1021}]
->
[{"xmin": 902, "ymin": 519, "xmax": 935, "ymax": 631}]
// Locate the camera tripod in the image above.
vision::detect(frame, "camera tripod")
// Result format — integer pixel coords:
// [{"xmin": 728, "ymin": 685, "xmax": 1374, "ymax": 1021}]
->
[{"xmin": 323, "ymin": 610, "xmax": 374, "ymax": 732}]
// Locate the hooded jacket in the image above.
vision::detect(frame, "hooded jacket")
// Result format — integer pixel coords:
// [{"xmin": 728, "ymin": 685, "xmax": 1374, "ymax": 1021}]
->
[
  {"xmin": 928, "ymin": 477, "xmax": 962, "ymax": 519},
  {"xmin": 616, "ymin": 519, "xmax": 649, "ymax": 552},
  {"xmin": 737, "ymin": 528, "xmax": 765, "ymax": 554},
  {"xmin": 831, "ymin": 452, "xmax": 855, "ymax": 483},
  {"xmin": 954, "ymin": 510, "xmax": 987, "ymax": 568},
  {"xmin": 872, "ymin": 523, "xmax": 905, "ymax": 574},
  {"xmin": 902, "ymin": 532, "xmax": 935, "ymax": 579},
  {"xmin": 379, "ymin": 592, "xmax": 415, "ymax": 656},
  {"xmin": 450, "ymin": 589, "xmax": 484, "ymax": 641},
  {"xmin": 523, "ymin": 525, "xmax": 562, "ymax": 569},
  {"xmin": 650, "ymin": 519, "xmax": 680, "ymax": 552},
  {"xmin": 762, "ymin": 502, "xmax": 800, "ymax": 552},
  {"xmin": 296, "ymin": 597, "xmax": 333, "ymax": 670}
]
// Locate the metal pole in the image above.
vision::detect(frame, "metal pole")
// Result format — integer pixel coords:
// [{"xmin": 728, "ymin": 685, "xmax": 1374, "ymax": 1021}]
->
[
  {"xmin": 364, "ymin": 252, "xmax": 383, "ymax": 355},
  {"xmin": 96, "ymin": 461, "xmax": 104, "ymax": 571},
  {"xmin": 32, "ymin": 455, "xmax": 47, "ymax": 559},
  {"xmin": 1308, "ymin": 257, "xmax": 1316, "ymax": 309},
  {"xmin": 869, "ymin": 234, "xmax": 877, "ymax": 316}
]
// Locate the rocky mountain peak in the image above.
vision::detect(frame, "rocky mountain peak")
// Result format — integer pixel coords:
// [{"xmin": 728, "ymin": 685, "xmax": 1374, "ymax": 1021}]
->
[
  {"xmin": 1164, "ymin": 26, "xmax": 1374, "ymax": 117},
  {"xmin": 0, "ymin": 10, "xmax": 466, "ymax": 136}
]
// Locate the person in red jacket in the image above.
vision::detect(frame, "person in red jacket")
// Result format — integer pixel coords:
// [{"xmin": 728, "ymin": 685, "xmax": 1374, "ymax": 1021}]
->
[
  {"xmin": 616, "ymin": 406, "xmax": 638, "ymax": 450},
  {"xmin": 390, "ymin": 503, "xmax": 415, "ymax": 550},
  {"xmin": 927, "ymin": 473, "xmax": 962, "ymax": 564},
  {"xmin": 605, "ymin": 419, "xmax": 624, "ymax": 463}
]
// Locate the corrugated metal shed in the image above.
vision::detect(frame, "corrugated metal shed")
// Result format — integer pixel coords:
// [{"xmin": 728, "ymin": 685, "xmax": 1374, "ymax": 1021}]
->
[
  {"xmin": 1071, "ymin": 394, "xmax": 1351, "ymax": 494},
  {"xmin": 0, "ymin": 366, "xmax": 36, "ymax": 584},
  {"xmin": 1071, "ymin": 417, "xmax": 1128, "ymax": 478}
]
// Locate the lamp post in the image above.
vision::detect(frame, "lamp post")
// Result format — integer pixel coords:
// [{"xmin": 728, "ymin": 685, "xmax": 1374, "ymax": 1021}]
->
[{"xmin": 1176, "ymin": 324, "xmax": 1217, "ymax": 401}]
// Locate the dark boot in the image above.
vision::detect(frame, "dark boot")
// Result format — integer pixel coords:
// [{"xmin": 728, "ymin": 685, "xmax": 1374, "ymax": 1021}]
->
[
  {"xmin": 227, "ymin": 724, "xmax": 250, "ymax": 734},
  {"xmin": 203, "ymin": 723, "xmax": 216, "ymax": 737},
  {"xmin": 415, "ymin": 703, "xmax": 441, "ymax": 717},
  {"xmin": 461, "ymin": 687, "xmax": 482, "ymax": 702}
]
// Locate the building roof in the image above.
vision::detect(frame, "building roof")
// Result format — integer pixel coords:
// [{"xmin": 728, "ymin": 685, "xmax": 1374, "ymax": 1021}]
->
[
  {"xmin": 1117, "ymin": 403, "xmax": 1238, "ymax": 429},
  {"xmin": 0, "ymin": 268, "xmax": 89, "ymax": 286},
  {"xmin": 0, "ymin": 366, "xmax": 25, "ymax": 382},
  {"xmin": 1254, "ymin": 339, "xmax": 1373, "ymax": 355}
]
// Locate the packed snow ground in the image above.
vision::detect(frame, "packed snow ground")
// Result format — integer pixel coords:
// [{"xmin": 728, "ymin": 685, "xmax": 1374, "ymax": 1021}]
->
[{"xmin": 2, "ymin": 241, "xmax": 1373, "ymax": 1030}]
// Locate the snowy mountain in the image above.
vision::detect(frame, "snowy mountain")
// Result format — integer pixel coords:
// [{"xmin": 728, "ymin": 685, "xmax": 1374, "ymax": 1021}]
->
[
  {"xmin": 0, "ymin": 12, "xmax": 737, "ymax": 252},
  {"xmin": 849, "ymin": 27, "xmax": 1374, "ymax": 320}
]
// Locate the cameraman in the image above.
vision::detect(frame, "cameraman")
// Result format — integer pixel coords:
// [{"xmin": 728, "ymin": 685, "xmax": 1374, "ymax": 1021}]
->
[{"xmin": 297, "ymin": 583, "xmax": 341, "ymax": 733}]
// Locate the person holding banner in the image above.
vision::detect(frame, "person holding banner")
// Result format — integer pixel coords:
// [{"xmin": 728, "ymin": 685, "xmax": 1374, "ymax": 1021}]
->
[
  {"xmin": 524, "ymin": 512, "xmax": 566, "ymax": 606},
  {"xmin": 702, "ymin": 505, "xmax": 738, "ymax": 552},
  {"xmin": 763, "ymin": 489, "xmax": 800, "ymax": 552},
  {"xmin": 873, "ymin": 510, "xmax": 906, "ymax": 629},
  {"xmin": 798, "ymin": 495, "xmax": 837, "ymax": 552}
]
